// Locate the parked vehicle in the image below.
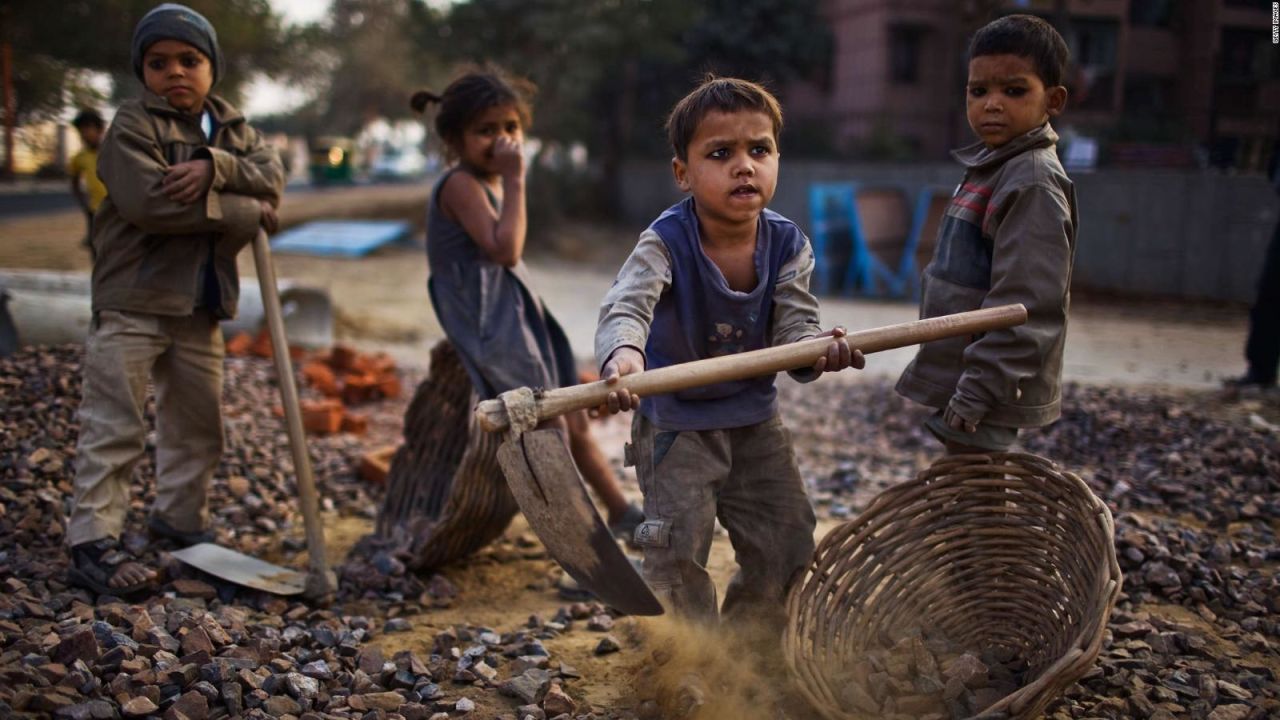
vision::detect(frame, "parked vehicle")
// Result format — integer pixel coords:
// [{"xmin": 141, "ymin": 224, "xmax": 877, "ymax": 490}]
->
[
  {"xmin": 308, "ymin": 136, "xmax": 356, "ymax": 185},
  {"xmin": 370, "ymin": 145, "xmax": 429, "ymax": 181}
]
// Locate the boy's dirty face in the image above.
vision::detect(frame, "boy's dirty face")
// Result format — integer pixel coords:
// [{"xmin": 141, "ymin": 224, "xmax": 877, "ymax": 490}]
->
[
  {"xmin": 142, "ymin": 39, "xmax": 213, "ymax": 115},
  {"xmin": 966, "ymin": 54, "xmax": 1066, "ymax": 148},
  {"xmin": 77, "ymin": 125, "xmax": 104, "ymax": 149},
  {"xmin": 672, "ymin": 110, "xmax": 778, "ymax": 230},
  {"xmin": 459, "ymin": 103, "xmax": 523, "ymax": 176}
]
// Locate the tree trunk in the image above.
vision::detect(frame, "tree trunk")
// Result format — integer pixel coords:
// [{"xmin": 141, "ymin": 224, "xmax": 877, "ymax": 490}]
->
[
  {"xmin": 2, "ymin": 40, "xmax": 14, "ymax": 179},
  {"xmin": 598, "ymin": 58, "xmax": 639, "ymax": 218}
]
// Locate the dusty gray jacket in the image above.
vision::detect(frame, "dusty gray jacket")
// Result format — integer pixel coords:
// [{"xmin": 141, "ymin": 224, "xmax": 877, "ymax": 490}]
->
[
  {"xmin": 896, "ymin": 123, "xmax": 1077, "ymax": 428},
  {"xmin": 91, "ymin": 91, "xmax": 283, "ymax": 319},
  {"xmin": 596, "ymin": 227, "xmax": 823, "ymax": 375}
]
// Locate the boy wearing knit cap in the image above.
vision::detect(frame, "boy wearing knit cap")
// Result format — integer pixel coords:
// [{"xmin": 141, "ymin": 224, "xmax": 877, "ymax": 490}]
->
[{"xmin": 67, "ymin": 3, "xmax": 284, "ymax": 596}]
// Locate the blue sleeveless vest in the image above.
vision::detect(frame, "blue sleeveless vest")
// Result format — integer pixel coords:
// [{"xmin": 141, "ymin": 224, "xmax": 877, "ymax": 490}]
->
[{"xmin": 641, "ymin": 197, "xmax": 808, "ymax": 431}]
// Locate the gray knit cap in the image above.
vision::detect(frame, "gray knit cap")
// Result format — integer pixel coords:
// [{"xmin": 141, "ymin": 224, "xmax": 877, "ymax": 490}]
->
[{"xmin": 131, "ymin": 3, "xmax": 223, "ymax": 85}]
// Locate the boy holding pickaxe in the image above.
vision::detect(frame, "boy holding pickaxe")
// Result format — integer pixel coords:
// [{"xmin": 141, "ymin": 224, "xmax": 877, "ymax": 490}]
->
[{"xmin": 595, "ymin": 76, "xmax": 863, "ymax": 629}]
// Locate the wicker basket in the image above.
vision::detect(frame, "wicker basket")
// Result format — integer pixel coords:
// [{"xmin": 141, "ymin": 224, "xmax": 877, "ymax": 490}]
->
[
  {"xmin": 375, "ymin": 341, "xmax": 517, "ymax": 571},
  {"xmin": 785, "ymin": 453, "xmax": 1121, "ymax": 720}
]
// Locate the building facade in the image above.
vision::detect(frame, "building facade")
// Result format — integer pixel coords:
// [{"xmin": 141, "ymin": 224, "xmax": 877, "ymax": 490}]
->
[{"xmin": 786, "ymin": 0, "xmax": 1280, "ymax": 170}]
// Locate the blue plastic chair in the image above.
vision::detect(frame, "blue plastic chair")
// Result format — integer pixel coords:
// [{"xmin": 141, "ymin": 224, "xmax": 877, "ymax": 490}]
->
[
  {"xmin": 809, "ymin": 182, "xmax": 915, "ymax": 298},
  {"xmin": 808, "ymin": 183, "xmax": 864, "ymax": 296}
]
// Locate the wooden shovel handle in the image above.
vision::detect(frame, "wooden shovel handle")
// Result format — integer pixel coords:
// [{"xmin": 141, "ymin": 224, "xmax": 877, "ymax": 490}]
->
[
  {"xmin": 475, "ymin": 303, "xmax": 1027, "ymax": 433},
  {"xmin": 252, "ymin": 230, "xmax": 335, "ymax": 597}
]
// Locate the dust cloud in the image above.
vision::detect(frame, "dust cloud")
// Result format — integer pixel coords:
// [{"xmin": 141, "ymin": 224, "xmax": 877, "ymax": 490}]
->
[{"xmin": 623, "ymin": 615, "xmax": 803, "ymax": 720}]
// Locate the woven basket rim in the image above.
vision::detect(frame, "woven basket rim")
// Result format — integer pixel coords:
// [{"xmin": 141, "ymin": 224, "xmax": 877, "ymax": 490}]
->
[{"xmin": 785, "ymin": 452, "xmax": 1122, "ymax": 720}]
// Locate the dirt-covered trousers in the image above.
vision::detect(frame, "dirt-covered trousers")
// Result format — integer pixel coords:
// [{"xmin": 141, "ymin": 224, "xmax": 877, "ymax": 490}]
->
[
  {"xmin": 627, "ymin": 412, "xmax": 816, "ymax": 627},
  {"xmin": 68, "ymin": 309, "xmax": 225, "ymax": 546}
]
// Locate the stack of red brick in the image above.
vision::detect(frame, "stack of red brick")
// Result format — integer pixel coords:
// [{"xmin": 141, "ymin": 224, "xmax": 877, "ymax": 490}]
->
[
  {"xmin": 225, "ymin": 328, "xmax": 305, "ymax": 361},
  {"xmin": 227, "ymin": 331, "xmax": 401, "ymax": 436},
  {"xmin": 296, "ymin": 345, "xmax": 401, "ymax": 436}
]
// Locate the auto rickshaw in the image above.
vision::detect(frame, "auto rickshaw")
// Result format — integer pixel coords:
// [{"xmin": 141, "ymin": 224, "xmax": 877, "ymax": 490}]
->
[{"xmin": 308, "ymin": 136, "xmax": 355, "ymax": 185}]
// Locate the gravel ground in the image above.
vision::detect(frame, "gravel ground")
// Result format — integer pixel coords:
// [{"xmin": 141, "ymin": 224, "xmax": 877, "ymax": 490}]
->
[
  {"xmin": 781, "ymin": 379, "xmax": 1280, "ymax": 719},
  {"xmin": 0, "ymin": 345, "xmax": 1277, "ymax": 719}
]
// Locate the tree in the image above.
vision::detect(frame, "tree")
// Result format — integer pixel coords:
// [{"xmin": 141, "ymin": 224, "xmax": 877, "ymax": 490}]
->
[
  {"xmin": 284, "ymin": 0, "xmax": 450, "ymax": 139},
  {"xmin": 683, "ymin": 0, "xmax": 832, "ymax": 90},
  {"xmin": 436, "ymin": 0, "xmax": 696, "ymax": 149},
  {"xmin": 0, "ymin": 0, "xmax": 292, "ymax": 125},
  {"xmin": 432, "ymin": 0, "xmax": 831, "ymax": 212}
]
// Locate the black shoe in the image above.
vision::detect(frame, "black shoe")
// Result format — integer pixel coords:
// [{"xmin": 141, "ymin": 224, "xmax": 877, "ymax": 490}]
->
[
  {"xmin": 68, "ymin": 539, "xmax": 157, "ymax": 597},
  {"xmin": 1224, "ymin": 374, "xmax": 1276, "ymax": 389},
  {"xmin": 147, "ymin": 515, "xmax": 214, "ymax": 546}
]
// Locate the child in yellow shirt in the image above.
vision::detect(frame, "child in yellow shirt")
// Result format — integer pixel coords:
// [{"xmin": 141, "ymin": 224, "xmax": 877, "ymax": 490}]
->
[{"xmin": 68, "ymin": 108, "xmax": 108, "ymax": 254}]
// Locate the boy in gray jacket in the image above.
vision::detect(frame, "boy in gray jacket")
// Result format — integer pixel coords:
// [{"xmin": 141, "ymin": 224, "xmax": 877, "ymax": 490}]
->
[
  {"xmin": 68, "ymin": 4, "xmax": 283, "ymax": 596},
  {"xmin": 897, "ymin": 14, "xmax": 1077, "ymax": 453}
]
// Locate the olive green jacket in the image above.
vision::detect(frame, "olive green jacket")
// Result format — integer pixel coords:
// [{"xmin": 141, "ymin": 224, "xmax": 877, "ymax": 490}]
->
[
  {"xmin": 91, "ymin": 91, "xmax": 283, "ymax": 319},
  {"xmin": 896, "ymin": 124, "xmax": 1077, "ymax": 428}
]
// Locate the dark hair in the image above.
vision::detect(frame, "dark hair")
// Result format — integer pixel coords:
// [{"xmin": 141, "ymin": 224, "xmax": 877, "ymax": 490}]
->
[
  {"xmin": 666, "ymin": 76, "xmax": 783, "ymax": 162},
  {"xmin": 969, "ymin": 14, "xmax": 1070, "ymax": 87},
  {"xmin": 72, "ymin": 108, "xmax": 105, "ymax": 130},
  {"xmin": 410, "ymin": 68, "xmax": 535, "ymax": 153}
]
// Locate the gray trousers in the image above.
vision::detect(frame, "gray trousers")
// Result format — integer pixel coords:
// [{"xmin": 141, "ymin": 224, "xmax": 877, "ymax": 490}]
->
[
  {"xmin": 628, "ymin": 412, "xmax": 816, "ymax": 628},
  {"xmin": 69, "ymin": 309, "xmax": 224, "ymax": 546}
]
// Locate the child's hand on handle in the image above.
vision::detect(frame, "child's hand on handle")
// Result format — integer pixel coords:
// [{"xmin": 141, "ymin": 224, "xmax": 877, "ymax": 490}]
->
[
  {"xmin": 943, "ymin": 405, "xmax": 979, "ymax": 433},
  {"xmin": 811, "ymin": 327, "xmax": 866, "ymax": 376},
  {"xmin": 492, "ymin": 135, "xmax": 525, "ymax": 180},
  {"xmin": 258, "ymin": 199, "xmax": 279, "ymax": 234},
  {"xmin": 591, "ymin": 347, "xmax": 644, "ymax": 417},
  {"xmin": 163, "ymin": 159, "xmax": 214, "ymax": 204}
]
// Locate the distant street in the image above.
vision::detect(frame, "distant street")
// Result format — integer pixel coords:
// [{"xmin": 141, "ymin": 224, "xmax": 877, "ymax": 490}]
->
[
  {"xmin": 0, "ymin": 189, "xmax": 77, "ymax": 218},
  {"xmin": 0, "ymin": 178, "xmax": 415, "ymax": 219},
  {"xmin": 0, "ymin": 177, "xmax": 1250, "ymax": 389}
]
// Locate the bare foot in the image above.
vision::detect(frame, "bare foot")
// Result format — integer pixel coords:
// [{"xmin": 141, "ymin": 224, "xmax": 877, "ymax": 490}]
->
[
  {"xmin": 110, "ymin": 560, "xmax": 158, "ymax": 588},
  {"xmin": 69, "ymin": 539, "xmax": 158, "ymax": 596}
]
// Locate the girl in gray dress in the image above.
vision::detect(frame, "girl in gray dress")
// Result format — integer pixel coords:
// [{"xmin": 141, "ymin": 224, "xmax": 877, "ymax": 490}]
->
[{"xmin": 412, "ymin": 70, "xmax": 642, "ymax": 539}]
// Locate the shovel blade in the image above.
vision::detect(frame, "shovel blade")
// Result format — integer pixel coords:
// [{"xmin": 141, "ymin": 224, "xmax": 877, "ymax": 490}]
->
[
  {"xmin": 170, "ymin": 543, "xmax": 307, "ymax": 595},
  {"xmin": 498, "ymin": 429, "xmax": 663, "ymax": 616}
]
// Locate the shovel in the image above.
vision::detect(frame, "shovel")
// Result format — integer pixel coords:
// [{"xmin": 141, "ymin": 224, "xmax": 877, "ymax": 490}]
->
[
  {"xmin": 476, "ymin": 303, "xmax": 1028, "ymax": 616},
  {"xmin": 171, "ymin": 231, "xmax": 338, "ymax": 598}
]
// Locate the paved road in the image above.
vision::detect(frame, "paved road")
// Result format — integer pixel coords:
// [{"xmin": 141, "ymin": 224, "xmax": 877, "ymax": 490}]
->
[
  {"xmin": 249, "ymin": 251, "xmax": 1247, "ymax": 391},
  {"xmin": 1, "ymin": 185, "xmax": 1246, "ymax": 390},
  {"xmin": 0, "ymin": 188, "xmax": 77, "ymax": 218},
  {"xmin": 0, "ymin": 178, "xmax": 409, "ymax": 218}
]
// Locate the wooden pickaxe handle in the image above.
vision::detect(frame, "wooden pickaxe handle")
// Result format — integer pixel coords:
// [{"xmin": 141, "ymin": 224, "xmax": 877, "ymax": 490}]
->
[
  {"xmin": 475, "ymin": 303, "xmax": 1027, "ymax": 433},
  {"xmin": 252, "ymin": 230, "xmax": 336, "ymax": 598}
]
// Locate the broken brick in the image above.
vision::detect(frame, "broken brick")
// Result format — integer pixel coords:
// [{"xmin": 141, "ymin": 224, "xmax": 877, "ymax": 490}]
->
[
  {"xmin": 375, "ymin": 372, "xmax": 401, "ymax": 400},
  {"xmin": 301, "ymin": 399, "xmax": 344, "ymax": 435},
  {"xmin": 330, "ymin": 345, "xmax": 358, "ymax": 372},
  {"xmin": 342, "ymin": 373, "xmax": 381, "ymax": 405},
  {"xmin": 225, "ymin": 332, "xmax": 254, "ymax": 357},
  {"xmin": 340, "ymin": 412, "xmax": 368, "ymax": 435},
  {"xmin": 359, "ymin": 445, "xmax": 397, "ymax": 485},
  {"xmin": 250, "ymin": 329, "xmax": 274, "ymax": 359},
  {"xmin": 301, "ymin": 362, "xmax": 340, "ymax": 397}
]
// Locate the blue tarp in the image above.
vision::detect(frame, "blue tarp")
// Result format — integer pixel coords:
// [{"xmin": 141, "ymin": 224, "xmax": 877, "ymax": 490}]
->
[{"xmin": 270, "ymin": 220, "xmax": 412, "ymax": 257}]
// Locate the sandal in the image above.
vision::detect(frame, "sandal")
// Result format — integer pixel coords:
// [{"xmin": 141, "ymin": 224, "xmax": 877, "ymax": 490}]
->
[
  {"xmin": 68, "ymin": 538, "xmax": 157, "ymax": 597},
  {"xmin": 147, "ymin": 515, "xmax": 214, "ymax": 546}
]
